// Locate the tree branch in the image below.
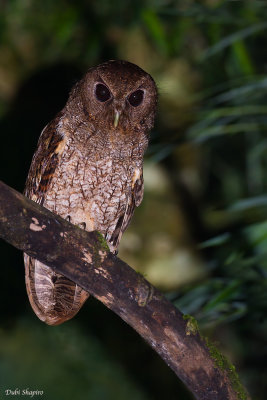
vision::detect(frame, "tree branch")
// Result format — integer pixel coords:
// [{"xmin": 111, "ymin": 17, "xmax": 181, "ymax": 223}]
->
[{"xmin": 0, "ymin": 180, "xmax": 248, "ymax": 400}]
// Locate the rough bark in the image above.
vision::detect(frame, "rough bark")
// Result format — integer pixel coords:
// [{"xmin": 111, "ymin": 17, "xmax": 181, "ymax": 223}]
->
[{"xmin": 0, "ymin": 180, "xmax": 248, "ymax": 400}]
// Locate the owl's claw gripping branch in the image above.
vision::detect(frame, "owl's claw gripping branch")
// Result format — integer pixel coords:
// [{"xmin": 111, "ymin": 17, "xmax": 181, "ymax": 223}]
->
[{"xmin": 0, "ymin": 181, "xmax": 248, "ymax": 400}]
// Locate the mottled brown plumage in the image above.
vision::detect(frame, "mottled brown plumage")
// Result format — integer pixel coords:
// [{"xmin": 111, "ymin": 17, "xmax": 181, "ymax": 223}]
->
[{"xmin": 24, "ymin": 60, "xmax": 157, "ymax": 325}]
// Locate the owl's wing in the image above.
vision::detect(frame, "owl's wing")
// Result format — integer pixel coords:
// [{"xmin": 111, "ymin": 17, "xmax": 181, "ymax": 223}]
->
[
  {"xmin": 24, "ymin": 113, "xmax": 66, "ymax": 204},
  {"xmin": 24, "ymin": 114, "xmax": 90, "ymax": 325},
  {"xmin": 110, "ymin": 171, "xmax": 144, "ymax": 250}
]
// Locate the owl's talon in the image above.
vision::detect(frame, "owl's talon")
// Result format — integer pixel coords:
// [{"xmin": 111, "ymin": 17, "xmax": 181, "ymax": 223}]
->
[{"xmin": 78, "ymin": 222, "xmax": 86, "ymax": 230}]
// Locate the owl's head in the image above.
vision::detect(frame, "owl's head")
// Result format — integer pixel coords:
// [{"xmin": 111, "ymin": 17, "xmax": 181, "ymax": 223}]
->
[{"xmin": 75, "ymin": 60, "xmax": 157, "ymax": 136}]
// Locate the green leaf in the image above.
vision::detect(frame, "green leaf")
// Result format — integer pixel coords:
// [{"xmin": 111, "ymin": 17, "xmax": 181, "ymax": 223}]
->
[
  {"xmin": 203, "ymin": 280, "xmax": 241, "ymax": 312},
  {"xmin": 188, "ymin": 122, "xmax": 267, "ymax": 142},
  {"xmin": 198, "ymin": 233, "xmax": 231, "ymax": 249},
  {"xmin": 201, "ymin": 22, "xmax": 267, "ymax": 59},
  {"xmin": 228, "ymin": 196, "xmax": 267, "ymax": 212},
  {"xmin": 141, "ymin": 8, "xmax": 168, "ymax": 54}
]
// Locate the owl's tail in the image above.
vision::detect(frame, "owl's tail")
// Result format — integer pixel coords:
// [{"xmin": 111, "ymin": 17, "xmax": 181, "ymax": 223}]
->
[{"xmin": 24, "ymin": 254, "xmax": 89, "ymax": 325}]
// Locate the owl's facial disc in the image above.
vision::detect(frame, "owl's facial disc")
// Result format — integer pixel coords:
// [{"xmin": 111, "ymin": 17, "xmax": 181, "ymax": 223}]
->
[
  {"xmin": 112, "ymin": 89, "xmax": 144, "ymax": 128},
  {"xmin": 84, "ymin": 61, "xmax": 157, "ymax": 133},
  {"xmin": 95, "ymin": 79, "xmax": 145, "ymax": 109}
]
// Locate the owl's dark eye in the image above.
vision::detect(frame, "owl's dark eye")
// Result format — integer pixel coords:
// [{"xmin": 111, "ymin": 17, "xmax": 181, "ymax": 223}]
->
[
  {"xmin": 95, "ymin": 83, "xmax": 111, "ymax": 102},
  {"xmin": 128, "ymin": 90, "xmax": 144, "ymax": 107}
]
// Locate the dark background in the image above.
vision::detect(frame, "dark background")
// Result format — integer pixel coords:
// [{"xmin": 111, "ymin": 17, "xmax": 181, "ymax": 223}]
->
[{"xmin": 0, "ymin": 1, "xmax": 266, "ymax": 399}]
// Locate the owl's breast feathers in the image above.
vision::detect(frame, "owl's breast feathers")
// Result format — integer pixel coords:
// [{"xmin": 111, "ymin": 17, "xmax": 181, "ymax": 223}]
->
[
  {"xmin": 25, "ymin": 113, "xmax": 145, "ymax": 251},
  {"xmin": 24, "ymin": 109, "xmax": 146, "ymax": 325}
]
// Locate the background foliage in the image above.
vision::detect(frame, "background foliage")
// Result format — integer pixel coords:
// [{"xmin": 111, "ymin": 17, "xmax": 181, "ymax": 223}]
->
[{"xmin": 0, "ymin": 1, "xmax": 266, "ymax": 399}]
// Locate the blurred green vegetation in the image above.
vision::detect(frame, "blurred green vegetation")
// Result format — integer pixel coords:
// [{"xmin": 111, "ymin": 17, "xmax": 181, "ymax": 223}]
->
[{"xmin": 0, "ymin": 1, "xmax": 267, "ymax": 399}]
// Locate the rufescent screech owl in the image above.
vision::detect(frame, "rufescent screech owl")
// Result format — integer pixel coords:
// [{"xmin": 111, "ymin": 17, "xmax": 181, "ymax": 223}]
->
[{"xmin": 24, "ymin": 60, "xmax": 158, "ymax": 326}]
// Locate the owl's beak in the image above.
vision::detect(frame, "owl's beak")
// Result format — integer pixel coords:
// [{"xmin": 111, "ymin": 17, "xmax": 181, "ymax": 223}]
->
[{"xmin": 114, "ymin": 110, "xmax": 120, "ymax": 128}]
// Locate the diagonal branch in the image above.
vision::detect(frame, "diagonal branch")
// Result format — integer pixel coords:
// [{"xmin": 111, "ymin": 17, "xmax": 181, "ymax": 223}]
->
[{"xmin": 0, "ymin": 180, "xmax": 248, "ymax": 400}]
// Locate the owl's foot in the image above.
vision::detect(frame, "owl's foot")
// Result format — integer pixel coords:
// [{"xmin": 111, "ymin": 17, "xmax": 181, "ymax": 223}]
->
[
  {"xmin": 66, "ymin": 216, "xmax": 86, "ymax": 230},
  {"xmin": 78, "ymin": 222, "xmax": 86, "ymax": 230}
]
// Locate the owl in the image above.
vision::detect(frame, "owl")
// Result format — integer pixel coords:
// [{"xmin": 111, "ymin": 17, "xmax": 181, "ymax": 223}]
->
[{"xmin": 24, "ymin": 60, "xmax": 158, "ymax": 325}]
